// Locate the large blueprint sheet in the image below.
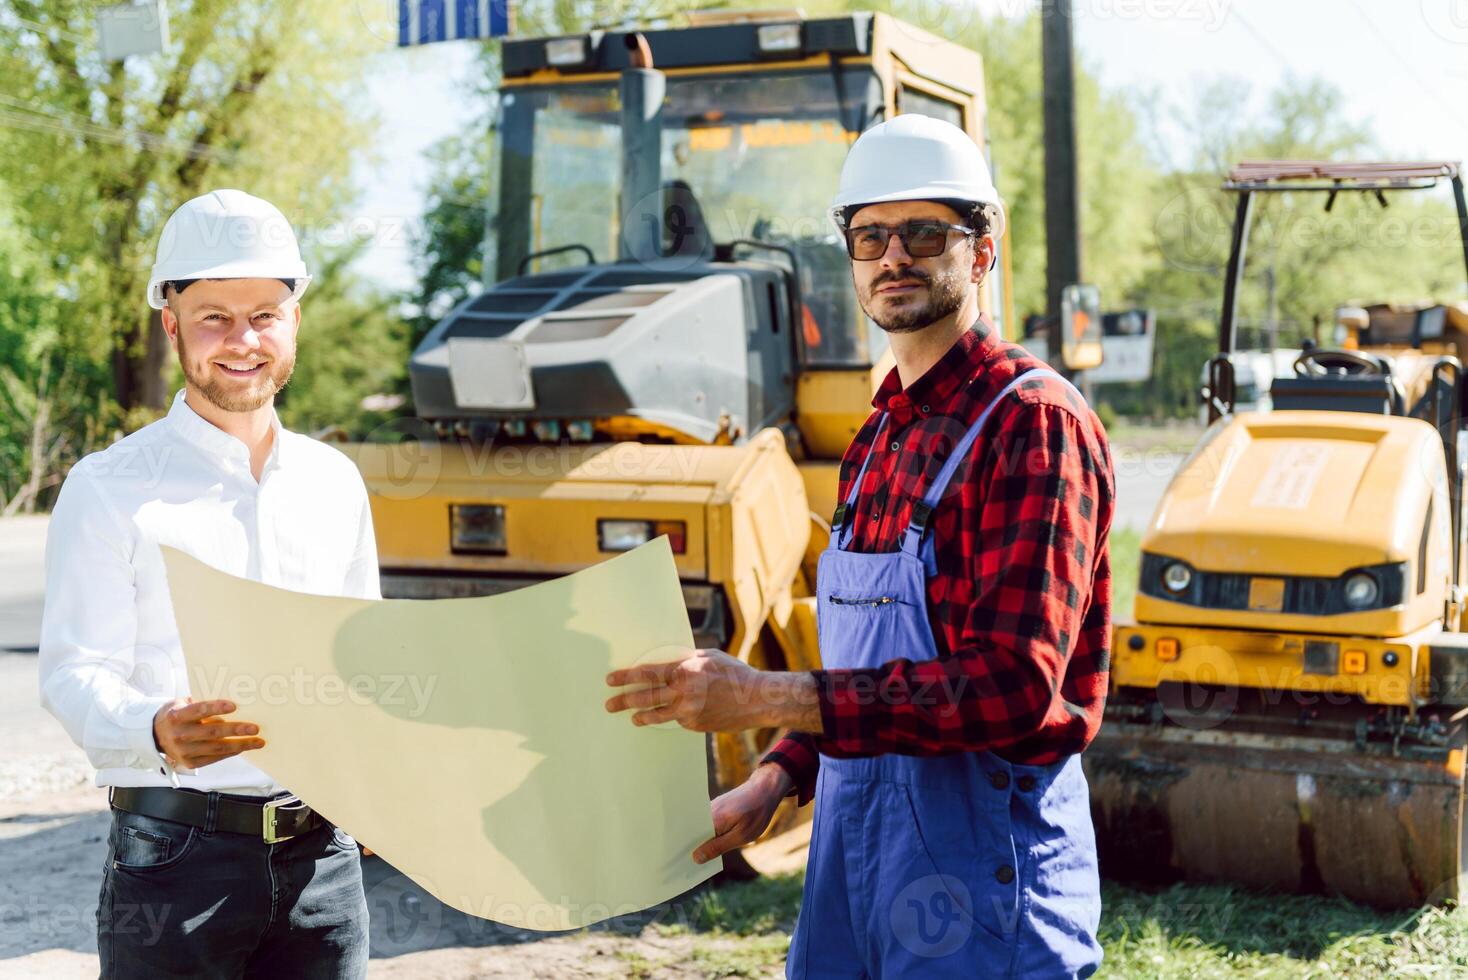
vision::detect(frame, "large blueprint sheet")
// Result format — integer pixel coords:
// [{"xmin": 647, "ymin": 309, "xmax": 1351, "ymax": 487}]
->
[{"xmin": 161, "ymin": 538, "xmax": 716, "ymax": 929}]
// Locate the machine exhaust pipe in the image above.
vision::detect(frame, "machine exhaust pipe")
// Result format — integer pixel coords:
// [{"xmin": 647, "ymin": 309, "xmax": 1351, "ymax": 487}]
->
[{"xmin": 618, "ymin": 33, "xmax": 664, "ymax": 265}]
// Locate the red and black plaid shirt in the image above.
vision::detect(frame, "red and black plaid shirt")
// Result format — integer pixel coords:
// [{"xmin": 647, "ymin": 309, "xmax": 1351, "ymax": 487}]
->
[{"xmin": 764, "ymin": 320, "xmax": 1114, "ymax": 804}]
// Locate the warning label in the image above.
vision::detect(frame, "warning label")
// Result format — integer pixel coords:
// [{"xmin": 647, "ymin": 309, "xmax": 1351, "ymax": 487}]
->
[{"xmin": 1250, "ymin": 445, "xmax": 1331, "ymax": 509}]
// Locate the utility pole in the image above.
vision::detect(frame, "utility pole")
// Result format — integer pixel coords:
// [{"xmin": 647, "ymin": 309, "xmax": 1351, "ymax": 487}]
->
[
  {"xmin": 1265, "ymin": 263, "xmax": 1279, "ymax": 351},
  {"xmin": 1042, "ymin": 0, "xmax": 1085, "ymax": 389}
]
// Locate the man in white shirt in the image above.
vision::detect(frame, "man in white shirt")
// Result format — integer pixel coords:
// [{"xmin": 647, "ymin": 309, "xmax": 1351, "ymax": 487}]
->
[{"xmin": 39, "ymin": 189, "xmax": 379, "ymax": 978}]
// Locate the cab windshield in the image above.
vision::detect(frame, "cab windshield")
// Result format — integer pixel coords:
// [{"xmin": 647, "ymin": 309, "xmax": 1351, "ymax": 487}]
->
[{"xmin": 490, "ymin": 68, "xmax": 887, "ymax": 367}]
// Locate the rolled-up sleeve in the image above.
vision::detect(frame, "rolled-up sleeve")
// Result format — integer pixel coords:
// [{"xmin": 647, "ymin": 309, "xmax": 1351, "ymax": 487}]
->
[{"xmin": 763, "ymin": 731, "xmax": 820, "ymax": 806}]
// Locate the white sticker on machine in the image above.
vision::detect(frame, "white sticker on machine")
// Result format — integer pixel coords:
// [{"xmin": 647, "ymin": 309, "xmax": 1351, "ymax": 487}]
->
[{"xmin": 1251, "ymin": 445, "xmax": 1331, "ymax": 509}]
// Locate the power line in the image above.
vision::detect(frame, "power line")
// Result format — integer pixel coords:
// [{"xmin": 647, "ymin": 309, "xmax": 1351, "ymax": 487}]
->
[
  {"xmin": 1226, "ymin": 6, "xmax": 1293, "ymax": 70},
  {"xmin": 1340, "ymin": 0, "xmax": 1468, "ymax": 141},
  {"xmin": 11, "ymin": 15, "xmax": 91, "ymax": 46},
  {"xmin": 0, "ymin": 95, "xmax": 227, "ymax": 163}
]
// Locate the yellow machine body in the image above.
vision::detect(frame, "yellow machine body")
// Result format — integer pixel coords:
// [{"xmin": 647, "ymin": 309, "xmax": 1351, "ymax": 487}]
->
[
  {"xmin": 349, "ymin": 15, "xmax": 1000, "ymax": 798},
  {"xmin": 1097, "ymin": 406, "xmax": 1468, "ymax": 910},
  {"xmin": 1132, "ymin": 411, "xmax": 1454, "ymax": 639},
  {"xmin": 1091, "ymin": 160, "xmax": 1468, "ymax": 908}
]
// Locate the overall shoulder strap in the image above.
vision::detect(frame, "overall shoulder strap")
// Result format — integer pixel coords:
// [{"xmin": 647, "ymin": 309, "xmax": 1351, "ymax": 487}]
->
[
  {"xmin": 899, "ymin": 368, "xmax": 1068, "ymax": 557},
  {"xmin": 831, "ymin": 412, "xmax": 890, "ymax": 550}
]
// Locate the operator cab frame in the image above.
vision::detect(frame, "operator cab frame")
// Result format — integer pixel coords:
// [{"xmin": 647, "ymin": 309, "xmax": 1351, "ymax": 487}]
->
[{"xmin": 488, "ymin": 12, "xmax": 1013, "ymax": 375}]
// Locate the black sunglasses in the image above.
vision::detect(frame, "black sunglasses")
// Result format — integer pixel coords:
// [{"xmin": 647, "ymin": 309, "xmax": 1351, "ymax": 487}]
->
[{"xmin": 842, "ymin": 220, "xmax": 974, "ymax": 261}]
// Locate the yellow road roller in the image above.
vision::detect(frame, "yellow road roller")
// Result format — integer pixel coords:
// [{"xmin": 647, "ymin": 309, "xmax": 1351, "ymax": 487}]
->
[{"xmin": 1089, "ymin": 161, "xmax": 1468, "ymax": 907}]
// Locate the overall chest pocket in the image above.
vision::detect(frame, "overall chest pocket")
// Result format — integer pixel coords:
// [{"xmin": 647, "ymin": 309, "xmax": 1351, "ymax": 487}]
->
[
  {"xmin": 818, "ymin": 591, "xmax": 932, "ymax": 670},
  {"xmin": 828, "ymin": 594, "xmax": 902, "ymax": 607}
]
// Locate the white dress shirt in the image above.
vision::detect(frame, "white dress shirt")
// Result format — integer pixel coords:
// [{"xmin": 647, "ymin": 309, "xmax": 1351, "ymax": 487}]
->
[{"xmin": 39, "ymin": 389, "xmax": 381, "ymax": 796}]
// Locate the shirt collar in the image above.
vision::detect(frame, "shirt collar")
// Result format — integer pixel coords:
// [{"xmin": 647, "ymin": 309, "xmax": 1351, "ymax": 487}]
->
[
  {"xmin": 872, "ymin": 317, "xmax": 1000, "ymax": 425},
  {"xmin": 166, "ymin": 389, "xmax": 285, "ymax": 470}
]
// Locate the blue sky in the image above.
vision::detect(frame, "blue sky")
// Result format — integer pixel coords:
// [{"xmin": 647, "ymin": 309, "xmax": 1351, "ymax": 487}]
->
[{"xmin": 350, "ymin": 0, "xmax": 1468, "ymax": 291}]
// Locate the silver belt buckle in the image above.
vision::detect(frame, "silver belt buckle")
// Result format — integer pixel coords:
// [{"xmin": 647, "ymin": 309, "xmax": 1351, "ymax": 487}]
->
[{"xmin": 262, "ymin": 795, "xmax": 303, "ymax": 843}]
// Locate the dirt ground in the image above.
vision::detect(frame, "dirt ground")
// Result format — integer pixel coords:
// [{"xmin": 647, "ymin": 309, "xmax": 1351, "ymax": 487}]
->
[
  {"xmin": 0, "ymin": 724, "xmax": 808, "ymax": 978},
  {"xmin": 0, "ymin": 771, "xmax": 814, "ymax": 978},
  {"xmin": 0, "ymin": 514, "xmax": 806, "ymax": 977}
]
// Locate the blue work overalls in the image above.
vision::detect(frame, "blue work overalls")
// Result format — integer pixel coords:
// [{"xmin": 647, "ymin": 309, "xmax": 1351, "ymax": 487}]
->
[{"xmin": 786, "ymin": 369, "xmax": 1103, "ymax": 979}]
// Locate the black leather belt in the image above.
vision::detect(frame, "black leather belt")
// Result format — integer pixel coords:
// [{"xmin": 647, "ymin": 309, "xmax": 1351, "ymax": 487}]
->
[{"xmin": 109, "ymin": 787, "xmax": 323, "ymax": 843}]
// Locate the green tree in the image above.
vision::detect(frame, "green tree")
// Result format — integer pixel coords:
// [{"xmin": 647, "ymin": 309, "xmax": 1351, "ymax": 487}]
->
[
  {"xmin": 0, "ymin": 0, "xmax": 381, "ymax": 412},
  {"xmin": 0, "ymin": 200, "xmax": 108, "ymax": 511},
  {"xmin": 274, "ymin": 240, "xmax": 411, "ymax": 438},
  {"xmin": 0, "ymin": 0, "xmax": 413, "ymax": 507},
  {"xmin": 1106, "ymin": 76, "xmax": 1466, "ymax": 417}
]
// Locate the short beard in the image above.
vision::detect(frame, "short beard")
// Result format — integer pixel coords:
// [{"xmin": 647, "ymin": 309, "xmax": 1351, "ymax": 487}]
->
[
  {"xmin": 177, "ymin": 331, "xmax": 295, "ymax": 413},
  {"xmin": 856, "ymin": 263, "xmax": 971, "ymax": 334}
]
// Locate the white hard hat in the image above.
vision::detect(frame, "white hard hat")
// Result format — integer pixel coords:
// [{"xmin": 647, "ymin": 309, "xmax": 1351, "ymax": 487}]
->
[
  {"xmin": 147, "ymin": 189, "xmax": 311, "ymax": 310},
  {"xmin": 829, "ymin": 114, "xmax": 1006, "ymax": 239}
]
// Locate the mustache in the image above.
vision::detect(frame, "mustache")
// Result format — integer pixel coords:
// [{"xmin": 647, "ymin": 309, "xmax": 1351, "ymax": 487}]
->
[{"xmin": 871, "ymin": 269, "xmax": 931, "ymax": 289}]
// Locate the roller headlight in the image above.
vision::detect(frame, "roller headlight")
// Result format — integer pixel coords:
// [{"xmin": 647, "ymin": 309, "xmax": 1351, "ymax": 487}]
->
[
  {"xmin": 450, "ymin": 504, "xmax": 506, "ymax": 555},
  {"xmin": 598, "ymin": 519, "xmax": 687, "ymax": 554},
  {"xmin": 1343, "ymin": 572, "xmax": 1380, "ymax": 609},
  {"xmin": 1162, "ymin": 561, "xmax": 1193, "ymax": 594}
]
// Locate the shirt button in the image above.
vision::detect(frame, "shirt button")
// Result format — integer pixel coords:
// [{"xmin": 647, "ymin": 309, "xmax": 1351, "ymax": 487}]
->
[
  {"xmin": 921, "ymin": 404, "xmax": 931, "ymax": 414},
  {"xmin": 890, "ymin": 441, "xmax": 900, "ymax": 452},
  {"xmin": 995, "ymin": 864, "xmax": 1015, "ymax": 884},
  {"xmin": 1017, "ymin": 775, "xmax": 1037, "ymax": 792},
  {"xmin": 989, "ymin": 771, "xmax": 1009, "ymax": 790}
]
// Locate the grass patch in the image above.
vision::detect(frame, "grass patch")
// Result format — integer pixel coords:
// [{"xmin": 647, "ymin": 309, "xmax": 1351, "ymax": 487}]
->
[
  {"xmin": 614, "ymin": 948, "xmax": 659, "ymax": 978},
  {"xmin": 1110, "ymin": 526, "xmax": 1141, "ymax": 622},
  {"xmin": 1098, "ymin": 880, "xmax": 1468, "ymax": 977},
  {"xmin": 654, "ymin": 874, "xmax": 801, "ymax": 977},
  {"xmin": 689, "ymin": 934, "xmax": 791, "ymax": 977},
  {"xmin": 659, "ymin": 872, "xmax": 804, "ymax": 939},
  {"xmin": 667, "ymin": 874, "xmax": 1468, "ymax": 977},
  {"xmin": 1107, "ymin": 419, "xmax": 1205, "ymax": 455}
]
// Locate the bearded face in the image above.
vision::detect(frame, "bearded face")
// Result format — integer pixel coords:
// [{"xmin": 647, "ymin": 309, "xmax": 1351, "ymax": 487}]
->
[
  {"xmin": 855, "ymin": 260, "xmax": 972, "ymax": 335},
  {"xmin": 165, "ymin": 279, "xmax": 299, "ymax": 413},
  {"xmin": 847, "ymin": 200, "xmax": 988, "ymax": 335}
]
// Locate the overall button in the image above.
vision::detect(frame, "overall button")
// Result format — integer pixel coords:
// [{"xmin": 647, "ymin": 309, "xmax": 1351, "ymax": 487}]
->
[
  {"xmin": 1017, "ymin": 774, "xmax": 1037, "ymax": 792},
  {"xmin": 995, "ymin": 864, "xmax": 1015, "ymax": 884},
  {"xmin": 989, "ymin": 771, "xmax": 1009, "ymax": 790}
]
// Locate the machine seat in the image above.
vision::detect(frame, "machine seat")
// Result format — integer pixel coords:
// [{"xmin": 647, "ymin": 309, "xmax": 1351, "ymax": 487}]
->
[{"xmin": 1269, "ymin": 375, "xmax": 1403, "ymax": 415}]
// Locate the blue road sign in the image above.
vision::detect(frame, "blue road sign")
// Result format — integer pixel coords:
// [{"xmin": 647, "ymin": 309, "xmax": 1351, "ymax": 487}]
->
[{"xmin": 398, "ymin": 0, "xmax": 511, "ymax": 46}]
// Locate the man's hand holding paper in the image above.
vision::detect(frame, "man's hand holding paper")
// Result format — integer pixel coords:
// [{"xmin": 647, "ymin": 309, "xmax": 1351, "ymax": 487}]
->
[{"xmin": 161, "ymin": 536, "xmax": 717, "ymax": 930}]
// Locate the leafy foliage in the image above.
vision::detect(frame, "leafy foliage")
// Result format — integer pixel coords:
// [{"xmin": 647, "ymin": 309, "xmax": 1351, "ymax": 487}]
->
[{"xmin": 0, "ymin": 0, "xmax": 400, "ymax": 507}]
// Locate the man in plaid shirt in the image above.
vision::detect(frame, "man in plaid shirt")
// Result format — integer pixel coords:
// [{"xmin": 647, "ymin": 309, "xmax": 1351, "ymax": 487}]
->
[{"xmin": 607, "ymin": 114, "xmax": 1112, "ymax": 978}]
